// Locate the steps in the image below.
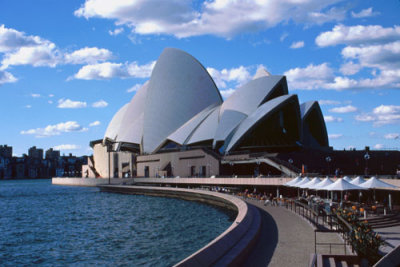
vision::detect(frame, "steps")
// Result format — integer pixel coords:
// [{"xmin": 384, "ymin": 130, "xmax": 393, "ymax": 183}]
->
[{"xmin": 363, "ymin": 213, "xmax": 400, "ymax": 229}]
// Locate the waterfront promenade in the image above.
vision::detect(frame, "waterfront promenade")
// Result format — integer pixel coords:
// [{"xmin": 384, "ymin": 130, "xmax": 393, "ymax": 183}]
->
[{"xmin": 244, "ymin": 199, "xmax": 348, "ymax": 266}]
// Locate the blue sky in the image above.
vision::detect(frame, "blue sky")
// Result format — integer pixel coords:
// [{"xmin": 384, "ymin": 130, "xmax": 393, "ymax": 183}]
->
[{"xmin": 1, "ymin": 0, "xmax": 400, "ymax": 156}]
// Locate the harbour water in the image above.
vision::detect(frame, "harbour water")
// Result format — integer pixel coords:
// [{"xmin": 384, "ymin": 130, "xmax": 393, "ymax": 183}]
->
[{"xmin": 0, "ymin": 179, "xmax": 232, "ymax": 266}]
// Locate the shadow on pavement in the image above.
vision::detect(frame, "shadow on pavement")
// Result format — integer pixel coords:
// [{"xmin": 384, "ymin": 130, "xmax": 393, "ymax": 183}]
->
[{"xmin": 244, "ymin": 204, "xmax": 279, "ymax": 266}]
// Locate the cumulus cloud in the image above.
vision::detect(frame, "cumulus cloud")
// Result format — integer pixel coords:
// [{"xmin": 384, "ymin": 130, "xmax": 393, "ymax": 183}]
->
[
  {"xmin": 31, "ymin": 93, "xmax": 40, "ymax": 98},
  {"xmin": 207, "ymin": 66, "xmax": 251, "ymax": 89},
  {"xmin": 316, "ymin": 25, "xmax": 400, "ymax": 47},
  {"xmin": 0, "ymin": 70, "xmax": 17, "ymax": 85},
  {"xmin": 72, "ymin": 61, "xmax": 155, "ymax": 80},
  {"xmin": 340, "ymin": 61, "xmax": 362, "ymax": 75},
  {"xmin": 355, "ymin": 105, "xmax": 400, "ymax": 126},
  {"xmin": 329, "ymin": 134, "xmax": 343, "ymax": 139},
  {"xmin": 319, "ymin": 100, "xmax": 341, "ymax": 105},
  {"xmin": 20, "ymin": 121, "xmax": 88, "ymax": 137},
  {"xmin": 92, "ymin": 100, "xmax": 108, "ymax": 108},
  {"xmin": 290, "ymin": 41, "xmax": 304, "ymax": 49},
  {"xmin": 109, "ymin": 28, "xmax": 124, "ymax": 36},
  {"xmin": 0, "ymin": 24, "xmax": 44, "ymax": 52},
  {"xmin": 64, "ymin": 47, "xmax": 113, "ymax": 64},
  {"xmin": 127, "ymin": 83, "xmax": 143, "ymax": 93},
  {"xmin": 1, "ymin": 42, "xmax": 61, "ymax": 69},
  {"xmin": 57, "ymin": 98, "xmax": 87, "ymax": 108},
  {"xmin": 89, "ymin": 120, "xmax": 101, "ymax": 127},
  {"xmin": 284, "ymin": 63, "xmax": 334, "ymax": 90},
  {"xmin": 329, "ymin": 105, "xmax": 357, "ymax": 113},
  {"xmin": 324, "ymin": 116, "xmax": 343, "ymax": 122},
  {"xmin": 384, "ymin": 133, "xmax": 399, "ymax": 140},
  {"xmin": 53, "ymin": 144, "xmax": 80, "ymax": 150},
  {"xmin": 74, "ymin": 0, "xmax": 345, "ymax": 38},
  {"xmin": 351, "ymin": 8, "xmax": 379, "ymax": 19}
]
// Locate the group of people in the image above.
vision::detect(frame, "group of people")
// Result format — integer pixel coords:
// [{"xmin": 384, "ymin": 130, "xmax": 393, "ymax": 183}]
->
[{"xmin": 238, "ymin": 189, "xmax": 279, "ymax": 206}]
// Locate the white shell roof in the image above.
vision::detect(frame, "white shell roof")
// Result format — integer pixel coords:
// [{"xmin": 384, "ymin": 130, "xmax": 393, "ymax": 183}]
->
[
  {"xmin": 300, "ymin": 101, "xmax": 316, "ymax": 119},
  {"xmin": 220, "ymin": 75, "xmax": 287, "ymax": 117},
  {"xmin": 142, "ymin": 48, "xmax": 223, "ymax": 153},
  {"xmin": 187, "ymin": 105, "xmax": 221, "ymax": 145},
  {"xmin": 167, "ymin": 103, "xmax": 218, "ymax": 145},
  {"xmin": 116, "ymin": 81, "xmax": 148, "ymax": 144},
  {"xmin": 213, "ymin": 110, "xmax": 247, "ymax": 145},
  {"xmin": 104, "ymin": 103, "xmax": 130, "ymax": 141},
  {"xmin": 225, "ymin": 95, "xmax": 296, "ymax": 152}
]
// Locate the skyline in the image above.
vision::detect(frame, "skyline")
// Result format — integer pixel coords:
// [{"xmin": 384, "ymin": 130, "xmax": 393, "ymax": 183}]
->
[{"xmin": 1, "ymin": 0, "xmax": 400, "ymax": 156}]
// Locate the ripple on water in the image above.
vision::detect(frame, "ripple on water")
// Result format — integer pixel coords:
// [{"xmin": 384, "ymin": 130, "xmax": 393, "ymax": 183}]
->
[{"xmin": 0, "ymin": 180, "xmax": 232, "ymax": 266}]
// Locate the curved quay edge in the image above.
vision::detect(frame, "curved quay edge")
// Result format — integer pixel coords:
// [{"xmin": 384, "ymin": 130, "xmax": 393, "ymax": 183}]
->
[{"xmin": 98, "ymin": 185, "xmax": 261, "ymax": 267}]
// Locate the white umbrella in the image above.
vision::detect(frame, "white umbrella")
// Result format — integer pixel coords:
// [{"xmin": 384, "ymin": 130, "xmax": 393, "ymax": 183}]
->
[
  {"xmin": 299, "ymin": 177, "xmax": 321, "ymax": 189},
  {"xmin": 290, "ymin": 177, "xmax": 310, "ymax": 187},
  {"xmin": 359, "ymin": 177, "xmax": 397, "ymax": 189},
  {"xmin": 323, "ymin": 178, "xmax": 366, "ymax": 202},
  {"xmin": 343, "ymin": 176, "xmax": 352, "ymax": 183},
  {"xmin": 311, "ymin": 177, "xmax": 334, "ymax": 190},
  {"xmin": 350, "ymin": 176, "xmax": 367, "ymax": 185},
  {"xmin": 359, "ymin": 177, "xmax": 397, "ymax": 202},
  {"xmin": 284, "ymin": 176, "xmax": 302, "ymax": 186},
  {"xmin": 324, "ymin": 178, "xmax": 366, "ymax": 191}
]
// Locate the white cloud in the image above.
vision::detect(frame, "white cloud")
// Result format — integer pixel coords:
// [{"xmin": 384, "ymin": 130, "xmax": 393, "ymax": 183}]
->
[
  {"xmin": 53, "ymin": 144, "xmax": 81, "ymax": 150},
  {"xmin": 92, "ymin": 100, "xmax": 108, "ymax": 108},
  {"xmin": 290, "ymin": 41, "xmax": 304, "ymax": 49},
  {"xmin": 127, "ymin": 83, "xmax": 143, "ymax": 93},
  {"xmin": 31, "ymin": 93, "xmax": 40, "ymax": 98},
  {"xmin": 339, "ymin": 61, "xmax": 361, "ymax": 75},
  {"xmin": 25, "ymin": 105, "xmax": 32, "ymax": 109},
  {"xmin": 329, "ymin": 134, "xmax": 343, "ymax": 139},
  {"xmin": 329, "ymin": 105, "xmax": 357, "ymax": 113},
  {"xmin": 341, "ymin": 41, "xmax": 400, "ymax": 70},
  {"xmin": 89, "ymin": 120, "xmax": 101, "ymax": 127},
  {"xmin": 20, "ymin": 121, "xmax": 88, "ymax": 137},
  {"xmin": 1, "ymin": 42, "xmax": 60, "ymax": 69},
  {"xmin": 355, "ymin": 105, "xmax": 400, "ymax": 126},
  {"xmin": 316, "ymin": 24, "xmax": 400, "ymax": 47},
  {"xmin": 57, "ymin": 98, "xmax": 87, "ymax": 109},
  {"xmin": 374, "ymin": 144, "xmax": 384, "ymax": 149},
  {"xmin": 48, "ymin": 100, "xmax": 53, "ymax": 104},
  {"xmin": 324, "ymin": 115, "xmax": 343, "ymax": 122},
  {"xmin": 0, "ymin": 70, "xmax": 17, "ymax": 85},
  {"xmin": 74, "ymin": 0, "xmax": 345, "ymax": 38},
  {"xmin": 351, "ymin": 8, "xmax": 379, "ymax": 19},
  {"xmin": 0, "ymin": 24, "xmax": 44, "ymax": 52},
  {"xmin": 319, "ymin": 100, "xmax": 341, "ymax": 105},
  {"xmin": 72, "ymin": 61, "xmax": 155, "ymax": 80},
  {"xmin": 384, "ymin": 133, "xmax": 399, "ymax": 140},
  {"xmin": 207, "ymin": 66, "xmax": 251, "ymax": 89},
  {"xmin": 220, "ymin": 88, "xmax": 236, "ymax": 99},
  {"xmin": 280, "ymin": 32, "xmax": 288, "ymax": 42},
  {"xmin": 49, "ymin": 94, "xmax": 54, "ymax": 97},
  {"xmin": 284, "ymin": 63, "xmax": 334, "ymax": 90},
  {"xmin": 64, "ymin": 47, "xmax": 113, "ymax": 64},
  {"xmin": 109, "ymin": 28, "xmax": 124, "ymax": 36}
]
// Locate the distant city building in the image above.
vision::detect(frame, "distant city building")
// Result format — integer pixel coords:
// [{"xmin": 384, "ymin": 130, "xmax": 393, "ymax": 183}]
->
[{"xmin": 0, "ymin": 145, "xmax": 87, "ymax": 179}]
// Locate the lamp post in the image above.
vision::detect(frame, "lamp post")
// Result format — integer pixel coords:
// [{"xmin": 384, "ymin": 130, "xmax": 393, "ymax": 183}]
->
[
  {"xmin": 288, "ymin": 158, "xmax": 293, "ymax": 177},
  {"xmin": 325, "ymin": 156, "xmax": 331, "ymax": 177},
  {"xmin": 230, "ymin": 162, "xmax": 234, "ymax": 177},
  {"xmin": 105, "ymin": 140, "xmax": 113, "ymax": 185},
  {"xmin": 364, "ymin": 152, "xmax": 370, "ymax": 176}
]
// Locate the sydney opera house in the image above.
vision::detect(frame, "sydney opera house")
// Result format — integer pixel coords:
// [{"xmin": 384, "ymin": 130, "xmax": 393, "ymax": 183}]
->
[{"xmin": 85, "ymin": 48, "xmax": 331, "ymax": 179}]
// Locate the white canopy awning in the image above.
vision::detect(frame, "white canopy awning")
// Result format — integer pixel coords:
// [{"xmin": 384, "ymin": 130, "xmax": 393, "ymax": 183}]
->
[
  {"xmin": 299, "ymin": 177, "xmax": 321, "ymax": 189},
  {"xmin": 290, "ymin": 177, "xmax": 310, "ymax": 187},
  {"xmin": 359, "ymin": 177, "xmax": 397, "ymax": 189},
  {"xmin": 310, "ymin": 177, "xmax": 334, "ymax": 190},
  {"xmin": 323, "ymin": 178, "xmax": 366, "ymax": 191},
  {"xmin": 342, "ymin": 176, "xmax": 352, "ymax": 183},
  {"xmin": 350, "ymin": 176, "xmax": 367, "ymax": 185},
  {"xmin": 284, "ymin": 176, "xmax": 302, "ymax": 186}
]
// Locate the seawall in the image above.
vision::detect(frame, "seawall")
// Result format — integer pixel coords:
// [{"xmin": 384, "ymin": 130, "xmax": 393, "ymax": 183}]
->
[{"xmin": 98, "ymin": 185, "xmax": 261, "ymax": 266}]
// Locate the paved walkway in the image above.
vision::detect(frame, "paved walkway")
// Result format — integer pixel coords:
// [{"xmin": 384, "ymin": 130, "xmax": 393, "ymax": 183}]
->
[{"xmin": 244, "ymin": 199, "xmax": 349, "ymax": 267}]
